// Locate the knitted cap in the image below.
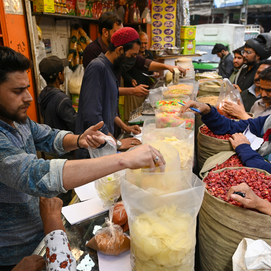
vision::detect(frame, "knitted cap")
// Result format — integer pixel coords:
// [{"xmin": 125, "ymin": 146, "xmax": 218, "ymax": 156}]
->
[{"xmin": 111, "ymin": 27, "xmax": 139, "ymax": 47}]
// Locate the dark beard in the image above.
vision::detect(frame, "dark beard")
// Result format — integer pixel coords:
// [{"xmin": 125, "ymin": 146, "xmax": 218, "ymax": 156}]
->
[
  {"xmin": 0, "ymin": 102, "xmax": 29, "ymax": 124},
  {"xmin": 262, "ymin": 96, "xmax": 271, "ymax": 103},
  {"xmin": 243, "ymin": 56, "xmax": 258, "ymax": 66},
  {"xmin": 113, "ymin": 53, "xmax": 126, "ymax": 73}
]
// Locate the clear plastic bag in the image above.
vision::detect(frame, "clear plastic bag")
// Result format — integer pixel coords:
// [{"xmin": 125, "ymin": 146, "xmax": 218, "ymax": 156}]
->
[
  {"xmin": 121, "ymin": 172, "xmax": 205, "ymax": 271},
  {"xmin": 88, "ymin": 135, "xmax": 117, "ymax": 158},
  {"xmin": 142, "ymin": 126, "xmax": 194, "ymax": 170},
  {"xmin": 86, "ymin": 206, "xmax": 130, "ymax": 256},
  {"xmin": 68, "ymin": 64, "xmax": 84, "ymax": 94},
  {"xmin": 215, "ymin": 78, "xmax": 244, "ymax": 116},
  {"xmin": 95, "ymin": 170, "xmax": 124, "ymax": 208}
]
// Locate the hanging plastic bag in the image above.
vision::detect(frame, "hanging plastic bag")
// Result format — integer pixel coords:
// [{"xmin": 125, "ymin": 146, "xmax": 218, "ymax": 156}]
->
[
  {"xmin": 142, "ymin": 126, "xmax": 194, "ymax": 170},
  {"xmin": 112, "ymin": 201, "xmax": 129, "ymax": 232},
  {"xmin": 121, "ymin": 171, "xmax": 205, "ymax": 271},
  {"xmin": 86, "ymin": 206, "xmax": 130, "ymax": 256},
  {"xmin": 88, "ymin": 135, "xmax": 117, "ymax": 158},
  {"xmin": 95, "ymin": 170, "xmax": 124, "ymax": 207},
  {"xmin": 68, "ymin": 64, "xmax": 84, "ymax": 94},
  {"xmin": 215, "ymin": 78, "xmax": 244, "ymax": 116}
]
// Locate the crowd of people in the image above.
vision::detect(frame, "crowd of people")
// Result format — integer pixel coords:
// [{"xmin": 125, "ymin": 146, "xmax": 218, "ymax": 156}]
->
[{"xmin": 1, "ymin": 10, "xmax": 271, "ymax": 271}]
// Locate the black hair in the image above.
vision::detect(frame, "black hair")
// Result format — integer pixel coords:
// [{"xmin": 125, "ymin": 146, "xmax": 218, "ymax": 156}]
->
[
  {"xmin": 42, "ymin": 68, "xmax": 64, "ymax": 85},
  {"xmin": 98, "ymin": 12, "xmax": 122, "ymax": 35},
  {"xmin": 0, "ymin": 46, "xmax": 31, "ymax": 85},
  {"xmin": 258, "ymin": 59, "xmax": 271, "ymax": 66},
  {"xmin": 108, "ymin": 38, "xmax": 141, "ymax": 53},
  {"xmin": 259, "ymin": 66, "xmax": 271, "ymax": 81},
  {"xmin": 233, "ymin": 45, "xmax": 244, "ymax": 56}
]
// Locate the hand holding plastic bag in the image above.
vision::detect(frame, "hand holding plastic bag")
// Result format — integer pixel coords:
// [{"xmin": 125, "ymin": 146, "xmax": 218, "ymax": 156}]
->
[
  {"xmin": 215, "ymin": 79, "xmax": 244, "ymax": 116},
  {"xmin": 86, "ymin": 206, "xmax": 130, "ymax": 256},
  {"xmin": 68, "ymin": 64, "xmax": 84, "ymax": 94},
  {"xmin": 88, "ymin": 135, "xmax": 117, "ymax": 158}
]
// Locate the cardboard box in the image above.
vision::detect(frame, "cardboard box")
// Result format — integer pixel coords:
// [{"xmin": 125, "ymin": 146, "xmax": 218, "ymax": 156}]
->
[
  {"xmin": 33, "ymin": 0, "xmax": 55, "ymax": 13},
  {"xmin": 180, "ymin": 26, "xmax": 197, "ymax": 40},
  {"xmin": 181, "ymin": 39, "xmax": 196, "ymax": 55}
]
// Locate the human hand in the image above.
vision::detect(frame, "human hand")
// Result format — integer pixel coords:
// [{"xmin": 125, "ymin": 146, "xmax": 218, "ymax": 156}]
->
[
  {"xmin": 133, "ymin": 84, "xmax": 149, "ymax": 97},
  {"xmin": 167, "ymin": 65, "xmax": 186, "ymax": 77},
  {"xmin": 39, "ymin": 197, "xmax": 64, "ymax": 235},
  {"xmin": 179, "ymin": 100, "xmax": 211, "ymax": 115},
  {"xmin": 227, "ymin": 183, "xmax": 262, "ymax": 209},
  {"xmin": 124, "ymin": 125, "xmax": 141, "ymax": 135},
  {"xmin": 229, "ymin": 133, "xmax": 250, "ymax": 149},
  {"xmin": 222, "ymin": 99, "xmax": 250, "ymax": 120},
  {"xmin": 79, "ymin": 121, "xmax": 106, "ymax": 149},
  {"xmin": 122, "ymin": 144, "xmax": 166, "ymax": 169},
  {"xmin": 131, "ymin": 79, "xmax": 137, "ymax": 87},
  {"xmin": 233, "ymin": 84, "xmax": 242, "ymax": 93},
  {"xmin": 11, "ymin": 255, "xmax": 45, "ymax": 271},
  {"xmin": 118, "ymin": 138, "xmax": 141, "ymax": 150}
]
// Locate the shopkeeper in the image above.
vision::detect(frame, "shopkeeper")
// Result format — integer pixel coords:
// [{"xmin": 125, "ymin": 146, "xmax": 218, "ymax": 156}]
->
[
  {"xmin": 181, "ymin": 66, "xmax": 271, "ymax": 174},
  {"xmin": 0, "ymin": 46, "xmax": 165, "ymax": 269}
]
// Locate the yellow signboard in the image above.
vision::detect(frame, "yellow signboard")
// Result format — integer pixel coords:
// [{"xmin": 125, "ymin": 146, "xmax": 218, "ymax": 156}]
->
[{"xmin": 151, "ymin": 0, "xmax": 177, "ymax": 48}]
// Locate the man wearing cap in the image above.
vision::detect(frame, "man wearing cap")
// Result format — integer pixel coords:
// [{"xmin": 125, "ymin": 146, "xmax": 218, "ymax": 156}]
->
[
  {"xmin": 38, "ymin": 56, "xmax": 77, "ymax": 133},
  {"xmin": 236, "ymin": 33, "xmax": 271, "ymax": 91},
  {"xmin": 211, "ymin": 43, "xmax": 234, "ymax": 79}
]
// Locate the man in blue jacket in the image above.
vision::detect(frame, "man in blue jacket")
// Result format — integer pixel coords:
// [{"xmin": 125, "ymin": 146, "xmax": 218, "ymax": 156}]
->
[{"xmin": 181, "ymin": 66, "xmax": 271, "ymax": 173}]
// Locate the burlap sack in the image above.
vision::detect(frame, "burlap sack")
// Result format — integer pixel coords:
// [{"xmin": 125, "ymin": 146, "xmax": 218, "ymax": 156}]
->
[
  {"xmin": 197, "ymin": 125, "xmax": 233, "ymax": 171},
  {"xmin": 199, "ymin": 151, "xmax": 236, "ymax": 179},
  {"xmin": 199, "ymin": 167, "xmax": 271, "ymax": 271},
  {"xmin": 198, "ymin": 79, "xmax": 223, "ymax": 97}
]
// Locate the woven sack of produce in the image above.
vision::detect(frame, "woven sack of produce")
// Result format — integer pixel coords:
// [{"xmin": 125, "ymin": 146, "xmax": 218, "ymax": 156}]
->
[
  {"xmin": 199, "ymin": 151, "xmax": 242, "ymax": 179},
  {"xmin": 197, "ymin": 124, "xmax": 233, "ymax": 171},
  {"xmin": 121, "ymin": 170, "xmax": 205, "ymax": 271},
  {"xmin": 195, "ymin": 72, "xmax": 222, "ymax": 81},
  {"xmin": 198, "ymin": 79, "xmax": 223, "ymax": 97},
  {"xmin": 199, "ymin": 167, "xmax": 271, "ymax": 271}
]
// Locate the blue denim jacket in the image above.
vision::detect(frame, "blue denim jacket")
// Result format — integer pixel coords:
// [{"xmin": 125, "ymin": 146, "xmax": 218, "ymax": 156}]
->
[{"xmin": 0, "ymin": 118, "xmax": 71, "ymax": 265}]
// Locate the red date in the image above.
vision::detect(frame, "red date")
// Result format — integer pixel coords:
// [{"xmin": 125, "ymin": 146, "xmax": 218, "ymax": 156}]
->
[
  {"xmin": 204, "ymin": 168, "xmax": 271, "ymax": 208},
  {"xmin": 211, "ymin": 155, "xmax": 243, "ymax": 172},
  {"xmin": 200, "ymin": 125, "xmax": 232, "ymax": 140}
]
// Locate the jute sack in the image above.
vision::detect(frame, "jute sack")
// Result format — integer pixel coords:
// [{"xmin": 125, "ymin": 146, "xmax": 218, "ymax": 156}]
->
[
  {"xmin": 197, "ymin": 125, "xmax": 233, "ymax": 171},
  {"xmin": 199, "ymin": 151, "xmax": 236, "ymax": 179},
  {"xmin": 198, "ymin": 79, "xmax": 223, "ymax": 97},
  {"xmin": 199, "ymin": 167, "xmax": 271, "ymax": 271}
]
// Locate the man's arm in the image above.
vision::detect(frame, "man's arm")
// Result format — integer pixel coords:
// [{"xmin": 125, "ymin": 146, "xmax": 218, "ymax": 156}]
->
[
  {"xmin": 180, "ymin": 101, "xmax": 269, "ymax": 136},
  {"xmin": 119, "ymin": 86, "xmax": 149, "ymax": 97},
  {"xmin": 148, "ymin": 61, "xmax": 186, "ymax": 76}
]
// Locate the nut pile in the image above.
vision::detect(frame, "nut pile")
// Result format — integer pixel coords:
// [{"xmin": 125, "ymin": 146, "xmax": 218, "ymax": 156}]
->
[
  {"xmin": 204, "ymin": 168, "xmax": 271, "ymax": 207},
  {"xmin": 200, "ymin": 125, "xmax": 232, "ymax": 140}
]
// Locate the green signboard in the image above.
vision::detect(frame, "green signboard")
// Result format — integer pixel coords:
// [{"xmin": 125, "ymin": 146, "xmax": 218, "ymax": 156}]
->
[{"xmin": 249, "ymin": 0, "xmax": 271, "ymax": 5}]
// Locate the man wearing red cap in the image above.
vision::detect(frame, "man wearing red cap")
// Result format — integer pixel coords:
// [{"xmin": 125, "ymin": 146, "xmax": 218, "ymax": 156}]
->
[{"xmin": 76, "ymin": 28, "xmax": 157, "ymax": 158}]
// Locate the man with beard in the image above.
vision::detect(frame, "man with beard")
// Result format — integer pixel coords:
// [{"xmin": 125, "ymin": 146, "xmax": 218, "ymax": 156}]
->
[
  {"xmin": 76, "ymin": 28, "xmax": 144, "ymax": 158},
  {"xmin": 181, "ymin": 66, "xmax": 271, "ymax": 174},
  {"xmin": 220, "ymin": 60, "xmax": 271, "ymax": 119},
  {"xmin": 0, "ymin": 46, "xmax": 166, "ymax": 269},
  {"xmin": 211, "ymin": 43, "xmax": 234, "ymax": 78},
  {"xmin": 236, "ymin": 33, "xmax": 271, "ymax": 91},
  {"xmin": 229, "ymin": 46, "xmax": 244, "ymax": 84}
]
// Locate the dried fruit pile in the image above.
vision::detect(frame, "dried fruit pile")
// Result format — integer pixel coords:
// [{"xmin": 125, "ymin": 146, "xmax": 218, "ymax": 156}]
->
[
  {"xmin": 204, "ymin": 168, "xmax": 271, "ymax": 207},
  {"xmin": 210, "ymin": 155, "xmax": 243, "ymax": 172},
  {"xmin": 200, "ymin": 125, "xmax": 232, "ymax": 140}
]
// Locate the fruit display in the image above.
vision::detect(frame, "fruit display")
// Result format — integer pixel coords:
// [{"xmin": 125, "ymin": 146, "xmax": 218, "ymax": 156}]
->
[
  {"xmin": 204, "ymin": 168, "xmax": 271, "ymax": 207},
  {"xmin": 130, "ymin": 205, "xmax": 195, "ymax": 271},
  {"xmin": 210, "ymin": 155, "xmax": 243, "ymax": 172},
  {"xmin": 200, "ymin": 125, "xmax": 231, "ymax": 140}
]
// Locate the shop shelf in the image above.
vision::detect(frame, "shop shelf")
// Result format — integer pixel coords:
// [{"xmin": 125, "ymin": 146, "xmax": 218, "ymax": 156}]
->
[{"xmin": 32, "ymin": 12, "xmax": 99, "ymax": 22}]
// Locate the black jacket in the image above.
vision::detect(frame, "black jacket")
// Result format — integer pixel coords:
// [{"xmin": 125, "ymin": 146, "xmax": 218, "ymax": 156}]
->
[
  {"xmin": 38, "ymin": 86, "xmax": 77, "ymax": 133},
  {"xmin": 218, "ymin": 53, "xmax": 234, "ymax": 79}
]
